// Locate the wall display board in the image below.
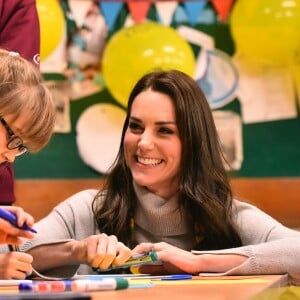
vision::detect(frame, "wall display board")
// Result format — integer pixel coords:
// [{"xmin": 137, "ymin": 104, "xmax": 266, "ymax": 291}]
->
[{"xmin": 15, "ymin": 1, "xmax": 300, "ymax": 179}]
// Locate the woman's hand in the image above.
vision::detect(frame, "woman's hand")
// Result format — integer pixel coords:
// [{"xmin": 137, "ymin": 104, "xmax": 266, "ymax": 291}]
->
[
  {"xmin": 133, "ymin": 242, "xmax": 201, "ymax": 274},
  {"xmin": 28, "ymin": 234, "xmax": 132, "ymax": 273},
  {"xmin": 72, "ymin": 233, "xmax": 132, "ymax": 270},
  {"xmin": 0, "ymin": 206, "xmax": 35, "ymax": 245},
  {"xmin": 0, "ymin": 252, "xmax": 33, "ymax": 279},
  {"xmin": 133, "ymin": 242, "xmax": 248, "ymax": 275}
]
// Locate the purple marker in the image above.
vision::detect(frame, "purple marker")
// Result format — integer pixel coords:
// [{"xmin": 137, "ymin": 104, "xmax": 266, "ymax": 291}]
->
[{"xmin": 0, "ymin": 207, "xmax": 37, "ymax": 233}]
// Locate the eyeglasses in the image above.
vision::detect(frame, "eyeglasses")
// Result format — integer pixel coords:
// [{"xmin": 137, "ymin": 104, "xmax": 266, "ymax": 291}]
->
[{"xmin": 0, "ymin": 115, "xmax": 28, "ymax": 156}]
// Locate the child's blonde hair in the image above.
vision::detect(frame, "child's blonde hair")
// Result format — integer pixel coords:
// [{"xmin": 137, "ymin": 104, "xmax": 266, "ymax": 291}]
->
[{"xmin": 0, "ymin": 49, "xmax": 55, "ymax": 152}]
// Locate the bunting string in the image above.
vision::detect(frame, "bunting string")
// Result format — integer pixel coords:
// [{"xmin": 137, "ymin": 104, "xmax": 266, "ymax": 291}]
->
[{"xmin": 95, "ymin": 1, "xmax": 235, "ymax": 30}]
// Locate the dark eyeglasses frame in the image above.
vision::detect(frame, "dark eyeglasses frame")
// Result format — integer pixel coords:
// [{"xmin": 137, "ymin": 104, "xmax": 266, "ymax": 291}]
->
[{"xmin": 0, "ymin": 115, "xmax": 28, "ymax": 157}]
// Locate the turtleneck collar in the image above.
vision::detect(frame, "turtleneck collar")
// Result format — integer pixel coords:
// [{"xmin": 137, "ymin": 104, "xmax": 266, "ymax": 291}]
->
[{"xmin": 133, "ymin": 182, "xmax": 192, "ymax": 238}]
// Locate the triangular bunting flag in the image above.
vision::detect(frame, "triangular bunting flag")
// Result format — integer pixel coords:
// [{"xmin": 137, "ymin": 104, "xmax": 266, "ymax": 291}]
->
[
  {"xmin": 174, "ymin": 5, "xmax": 188, "ymax": 23},
  {"xmin": 183, "ymin": 0, "xmax": 207, "ymax": 26},
  {"xmin": 155, "ymin": 1, "xmax": 178, "ymax": 25},
  {"xmin": 211, "ymin": 0, "xmax": 235, "ymax": 23},
  {"xmin": 126, "ymin": 1, "xmax": 151, "ymax": 23},
  {"xmin": 99, "ymin": 1, "xmax": 124, "ymax": 31},
  {"xmin": 68, "ymin": 0, "xmax": 93, "ymax": 28}
]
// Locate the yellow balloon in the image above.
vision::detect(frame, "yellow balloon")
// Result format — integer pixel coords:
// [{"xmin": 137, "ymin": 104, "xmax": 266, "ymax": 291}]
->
[
  {"xmin": 36, "ymin": 0, "xmax": 65, "ymax": 61},
  {"xmin": 230, "ymin": 0, "xmax": 300, "ymax": 64},
  {"xmin": 102, "ymin": 22, "xmax": 195, "ymax": 107}
]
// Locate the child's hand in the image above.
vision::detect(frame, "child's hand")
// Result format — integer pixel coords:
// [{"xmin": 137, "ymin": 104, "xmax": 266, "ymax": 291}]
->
[
  {"xmin": 0, "ymin": 206, "xmax": 35, "ymax": 245},
  {"xmin": 0, "ymin": 252, "xmax": 33, "ymax": 279}
]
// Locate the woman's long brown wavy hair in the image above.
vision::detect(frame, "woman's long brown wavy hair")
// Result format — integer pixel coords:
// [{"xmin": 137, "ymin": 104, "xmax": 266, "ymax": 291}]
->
[{"xmin": 92, "ymin": 69, "xmax": 241, "ymax": 250}]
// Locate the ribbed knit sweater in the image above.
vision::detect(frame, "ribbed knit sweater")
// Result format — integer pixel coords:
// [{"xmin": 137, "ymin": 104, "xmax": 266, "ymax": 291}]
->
[{"xmin": 2, "ymin": 186, "xmax": 299, "ymax": 285}]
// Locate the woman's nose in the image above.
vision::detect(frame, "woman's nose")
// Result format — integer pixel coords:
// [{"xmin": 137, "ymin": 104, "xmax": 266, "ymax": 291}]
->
[{"xmin": 138, "ymin": 132, "xmax": 154, "ymax": 150}]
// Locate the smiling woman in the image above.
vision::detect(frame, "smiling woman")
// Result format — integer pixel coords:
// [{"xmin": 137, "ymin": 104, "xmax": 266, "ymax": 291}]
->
[{"xmin": 15, "ymin": 70, "xmax": 300, "ymax": 286}]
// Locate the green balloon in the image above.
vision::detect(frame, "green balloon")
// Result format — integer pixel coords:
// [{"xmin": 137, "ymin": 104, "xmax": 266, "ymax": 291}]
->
[{"xmin": 102, "ymin": 22, "xmax": 195, "ymax": 107}]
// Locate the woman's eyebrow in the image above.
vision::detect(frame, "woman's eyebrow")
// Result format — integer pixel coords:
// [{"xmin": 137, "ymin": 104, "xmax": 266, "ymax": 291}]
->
[
  {"xmin": 156, "ymin": 121, "xmax": 176, "ymax": 125},
  {"xmin": 129, "ymin": 116, "xmax": 176, "ymax": 125},
  {"xmin": 129, "ymin": 116, "xmax": 140, "ymax": 122}
]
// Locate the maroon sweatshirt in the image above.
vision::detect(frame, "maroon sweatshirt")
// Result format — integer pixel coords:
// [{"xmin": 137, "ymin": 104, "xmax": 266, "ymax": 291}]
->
[{"xmin": 0, "ymin": 0, "xmax": 40, "ymax": 204}]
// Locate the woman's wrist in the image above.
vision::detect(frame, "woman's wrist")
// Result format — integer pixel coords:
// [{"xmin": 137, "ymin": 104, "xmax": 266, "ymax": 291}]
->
[
  {"xmin": 194, "ymin": 253, "xmax": 248, "ymax": 273},
  {"xmin": 68, "ymin": 240, "xmax": 87, "ymax": 264}
]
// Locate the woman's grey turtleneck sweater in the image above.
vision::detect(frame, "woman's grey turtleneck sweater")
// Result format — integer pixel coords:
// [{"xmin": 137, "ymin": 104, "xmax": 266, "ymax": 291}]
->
[{"xmin": 2, "ymin": 186, "xmax": 299, "ymax": 285}]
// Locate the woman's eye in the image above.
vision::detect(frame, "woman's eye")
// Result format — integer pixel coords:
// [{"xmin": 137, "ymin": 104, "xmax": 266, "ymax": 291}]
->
[
  {"xmin": 159, "ymin": 127, "xmax": 173, "ymax": 134},
  {"xmin": 128, "ymin": 122, "xmax": 143, "ymax": 131}
]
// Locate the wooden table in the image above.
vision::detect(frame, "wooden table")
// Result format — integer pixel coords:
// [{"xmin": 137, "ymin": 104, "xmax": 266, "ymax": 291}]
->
[
  {"xmin": 90, "ymin": 275, "xmax": 289, "ymax": 300},
  {"xmin": 0, "ymin": 275, "xmax": 289, "ymax": 300}
]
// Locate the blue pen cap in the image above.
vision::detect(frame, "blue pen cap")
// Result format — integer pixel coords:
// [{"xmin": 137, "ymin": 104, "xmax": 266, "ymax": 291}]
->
[{"xmin": 19, "ymin": 282, "xmax": 33, "ymax": 291}]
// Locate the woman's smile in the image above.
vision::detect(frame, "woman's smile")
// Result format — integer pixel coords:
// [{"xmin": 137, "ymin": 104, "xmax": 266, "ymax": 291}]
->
[{"xmin": 136, "ymin": 156, "xmax": 163, "ymax": 166}]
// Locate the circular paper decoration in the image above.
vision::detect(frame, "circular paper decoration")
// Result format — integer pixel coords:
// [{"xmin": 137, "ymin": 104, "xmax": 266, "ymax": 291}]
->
[
  {"xmin": 196, "ymin": 49, "xmax": 239, "ymax": 109},
  {"xmin": 76, "ymin": 103, "xmax": 126, "ymax": 173}
]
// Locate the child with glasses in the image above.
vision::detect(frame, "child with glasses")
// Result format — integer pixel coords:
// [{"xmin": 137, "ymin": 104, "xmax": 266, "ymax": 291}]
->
[
  {"xmin": 0, "ymin": 0, "xmax": 40, "ymax": 207},
  {"xmin": 0, "ymin": 49, "xmax": 56, "ymax": 279}
]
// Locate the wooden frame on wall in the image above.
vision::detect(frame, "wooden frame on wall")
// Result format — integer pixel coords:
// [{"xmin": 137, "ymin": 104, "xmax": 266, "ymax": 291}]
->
[{"xmin": 15, "ymin": 178, "xmax": 300, "ymax": 229}]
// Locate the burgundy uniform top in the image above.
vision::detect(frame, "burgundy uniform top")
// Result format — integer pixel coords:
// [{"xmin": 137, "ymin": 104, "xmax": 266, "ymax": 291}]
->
[{"xmin": 0, "ymin": 0, "xmax": 40, "ymax": 204}]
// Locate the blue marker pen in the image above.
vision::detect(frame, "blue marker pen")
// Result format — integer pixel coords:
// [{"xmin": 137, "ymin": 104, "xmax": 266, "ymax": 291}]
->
[
  {"xmin": 127, "ymin": 274, "xmax": 193, "ymax": 280},
  {"xmin": 160, "ymin": 274, "xmax": 192, "ymax": 280},
  {"xmin": 0, "ymin": 207, "xmax": 37, "ymax": 233}
]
